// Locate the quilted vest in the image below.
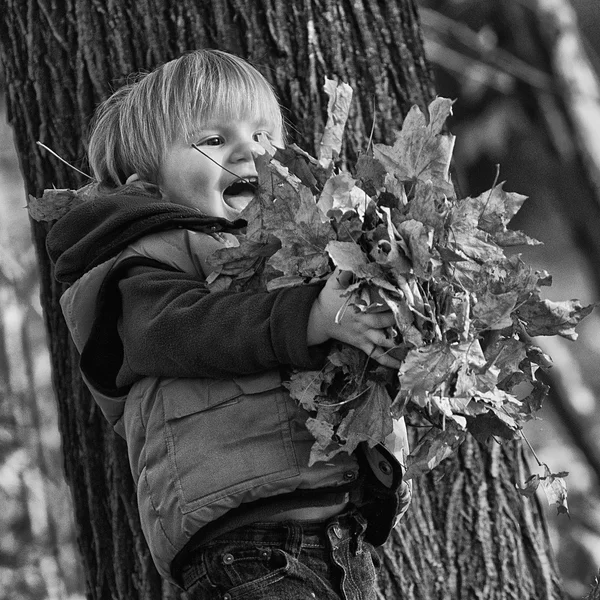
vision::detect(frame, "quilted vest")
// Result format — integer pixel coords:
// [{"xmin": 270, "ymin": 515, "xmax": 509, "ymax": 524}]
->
[{"xmin": 60, "ymin": 228, "xmax": 361, "ymax": 582}]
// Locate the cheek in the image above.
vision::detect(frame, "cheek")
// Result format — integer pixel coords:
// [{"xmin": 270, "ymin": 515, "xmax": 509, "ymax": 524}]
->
[
  {"xmin": 158, "ymin": 149, "xmax": 224, "ymax": 206},
  {"xmin": 164, "ymin": 162, "xmax": 202, "ymax": 194},
  {"xmin": 188, "ymin": 171, "xmax": 217, "ymax": 196}
]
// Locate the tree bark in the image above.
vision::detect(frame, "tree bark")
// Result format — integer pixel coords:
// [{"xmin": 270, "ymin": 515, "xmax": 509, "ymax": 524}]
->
[{"xmin": 0, "ymin": 0, "xmax": 565, "ymax": 598}]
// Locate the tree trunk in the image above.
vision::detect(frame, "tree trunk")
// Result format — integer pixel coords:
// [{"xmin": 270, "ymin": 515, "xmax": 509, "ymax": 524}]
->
[{"xmin": 0, "ymin": 1, "xmax": 565, "ymax": 598}]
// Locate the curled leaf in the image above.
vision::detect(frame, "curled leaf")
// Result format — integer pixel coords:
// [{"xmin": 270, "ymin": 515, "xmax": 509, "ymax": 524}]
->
[
  {"xmin": 29, "ymin": 188, "xmax": 86, "ymax": 222},
  {"xmin": 403, "ymin": 422, "xmax": 467, "ymax": 480},
  {"xmin": 518, "ymin": 465, "xmax": 570, "ymax": 517},
  {"xmin": 517, "ymin": 474, "xmax": 541, "ymax": 497},
  {"xmin": 518, "ymin": 298, "xmax": 595, "ymax": 340},
  {"xmin": 540, "ymin": 465, "xmax": 570, "ymax": 517},
  {"xmin": 319, "ymin": 78, "xmax": 353, "ymax": 169}
]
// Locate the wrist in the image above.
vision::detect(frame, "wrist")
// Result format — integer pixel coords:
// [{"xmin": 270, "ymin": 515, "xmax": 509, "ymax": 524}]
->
[{"xmin": 307, "ymin": 299, "xmax": 329, "ymax": 346}]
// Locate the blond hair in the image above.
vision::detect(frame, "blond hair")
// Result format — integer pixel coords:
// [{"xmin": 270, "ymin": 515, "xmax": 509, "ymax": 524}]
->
[{"xmin": 87, "ymin": 49, "xmax": 284, "ymax": 187}]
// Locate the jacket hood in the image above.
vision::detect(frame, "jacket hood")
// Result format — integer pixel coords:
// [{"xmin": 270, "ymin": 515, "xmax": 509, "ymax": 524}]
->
[{"xmin": 46, "ymin": 183, "xmax": 245, "ymax": 284}]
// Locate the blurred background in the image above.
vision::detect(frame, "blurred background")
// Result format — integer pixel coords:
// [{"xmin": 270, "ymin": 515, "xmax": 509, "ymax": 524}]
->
[
  {"xmin": 1, "ymin": 0, "xmax": 600, "ymax": 598},
  {"xmin": 0, "ymin": 93, "xmax": 83, "ymax": 597}
]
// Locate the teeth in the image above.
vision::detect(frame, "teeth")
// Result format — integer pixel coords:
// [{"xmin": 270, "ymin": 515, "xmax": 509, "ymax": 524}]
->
[{"xmin": 224, "ymin": 178, "xmax": 258, "ymax": 196}]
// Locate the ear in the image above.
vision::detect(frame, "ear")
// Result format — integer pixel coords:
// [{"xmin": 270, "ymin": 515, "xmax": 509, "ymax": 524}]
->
[{"xmin": 125, "ymin": 173, "xmax": 140, "ymax": 184}]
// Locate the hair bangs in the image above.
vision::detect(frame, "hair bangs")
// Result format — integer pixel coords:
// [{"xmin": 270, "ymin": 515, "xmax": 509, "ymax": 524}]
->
[{"xmin": 171, "ymin": 52, "xmax": 284, "ymax": 143}]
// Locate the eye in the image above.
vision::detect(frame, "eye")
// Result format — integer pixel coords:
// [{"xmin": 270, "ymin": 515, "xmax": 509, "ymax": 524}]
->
[{"xmin": 197, "ymin": 135, "xmax": 224, "ymax": 147}]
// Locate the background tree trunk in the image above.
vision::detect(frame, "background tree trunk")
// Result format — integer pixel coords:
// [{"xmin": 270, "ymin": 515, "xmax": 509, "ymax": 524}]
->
[
  {"xmin": 420, "ymin": 2, "xmax": 600, "ymax": 596},
  {"xmin": 0, "ymin": 1, "xmax": 567, "ymax": 598}
]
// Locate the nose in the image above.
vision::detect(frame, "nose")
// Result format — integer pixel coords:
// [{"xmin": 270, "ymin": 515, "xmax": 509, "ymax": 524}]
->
[{"xmin": 229, "ymin": 137, "xmax": 265, "ymax": 163}]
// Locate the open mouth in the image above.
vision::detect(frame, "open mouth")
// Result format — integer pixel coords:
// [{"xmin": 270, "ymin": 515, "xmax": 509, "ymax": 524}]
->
[{"xmin": 223, "ymin": 177, "xmax": 258, "ymax": 211}]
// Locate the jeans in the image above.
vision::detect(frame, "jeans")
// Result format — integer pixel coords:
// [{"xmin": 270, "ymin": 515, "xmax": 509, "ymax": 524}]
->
[{"xmin": 180, "ymin": 508, "xmax": 381, "ymax": 599}]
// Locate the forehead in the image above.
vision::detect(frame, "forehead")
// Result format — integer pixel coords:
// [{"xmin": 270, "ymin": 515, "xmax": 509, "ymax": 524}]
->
[{"xmin": 199, "ymin": 114, "xmax": 273, "ymax": 130}]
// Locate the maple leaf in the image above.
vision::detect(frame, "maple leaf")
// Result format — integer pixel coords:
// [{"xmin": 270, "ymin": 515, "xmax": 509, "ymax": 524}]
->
[
  {"xmin": 396, "ymin": 343, "xmax": 457, "ymax": 408},
  {"xmin": 465, "ymin": 408, "xmax": 518, "ymax": 443},
  {"xmin": 329, "ymin": 209, "xmax": 365, "ymax": 243},
  {"xmin": 241, "ymin": 155, "xmax": 296, "ymax": 240},
  {"xmin": 498, "ymin": 256, "xmax": 541, "ymax": 299},
  {"xmin": 396, "ymin": 341, "xmax": 487, "ymax": 409},
  {"xmin": 517, "ymin": 464, "xmax": 570, "ymax": 516},
  {"xmin": 223, "ymin": 153, "xmax": 336, "ymax": 285},
  {"xmin": 396, "ymin": 219, "xmax": 433, "ymax": 279},
  {"xmin": 454, "ymin": 358, "xmax": 499, "ymax": 397},
  {"xmin": 439, "ymin": 288, "xmax": 471, "ymax": 341},
  {"xmin": 273, "ymin": 145, "xmax": 323, "ymax": 192},
  {"xmin": 446, "ymin": 221, "xmax": 503, "ymax": 265},
  {"xmin": 517, "ymin": 297, "xmax": 595, "ymax": 340},
  {"xmin": 451, "ymin": 183, "xmax": 540, "ymax": 248},
  {"xmin": 379, "ymin": 289, "xmax": 424, "ymax": 348},
  {"xmin": 284, "ymin": 366, "xmax": 337, "ymax": 412},
  {"xmin": 317, "ymin": 172, "xmax": 355, "ymax": 215},
  {"xmin": 306, "ymin": 418, "xmax": 346, "ymax": 466},
  {"xmin": 317, "ymin": 172, "xmax": 371, "ymax": 219},
  {"xmin": 472, "ymin": 288, "xmax": 519, "ymax": 330},
  {"xmin": 517, "ymin": 473, "xmax": 542, "ymax": 497},
  {"xmin": 253, "ymin": 165, "xmax": 336, "ymax": 277},
  {"xmin": 325, "ymin": 240, "xmax": 368, "ymax": 272},
  {"xmin": 328, "ymin": 344, "xmax": 365, "ymax": 371},
  {"xmin": 29, "ymin": 187, "xmax": 88, "ymax": 222},
  {"xmin": 354, "ymin": 154, "xmax": 387, "ymax": 194},
  {"xmin": 483, "ymin": 337, "xmax": 528, "ymax": 384},
  {"xmin": 335, "ymin": 383, "xmax": 394, "ymax": 454},
  {"xmin": 518, "ymin": 380, "xmax": 549, "ymax": 418},
  {"xmin": 540, "ymin": 465, "xmax": 570, "ymax": 516},
  {"xmin": 403, "ymin": 421, "xmax": 467, "ymax": 480},
  {"xmin": 373, "ymin": 97, "xmax": 455, "ymax": 197},
  {"xmin": 445, "ymin": 255, "xmax": 484, "ymax": 292},
  {"xmin": 206, "ymin": 236, "xmax": 282, "ymax": 291},
  {"xmin": 398, "ymin": 180, "xmax": 449, "ymax": 236}
]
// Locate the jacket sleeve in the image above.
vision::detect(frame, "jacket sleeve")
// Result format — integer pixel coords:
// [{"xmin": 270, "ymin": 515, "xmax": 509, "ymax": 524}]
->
[{"xmin": 116, "ymin": 265, "xmax": 329, "ymax": 384}]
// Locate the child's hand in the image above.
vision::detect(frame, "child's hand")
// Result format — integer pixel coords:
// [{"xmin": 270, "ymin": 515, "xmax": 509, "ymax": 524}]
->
[{"xmin": 307, "ymin": 270, "xmax": 402, "ymax": 369}]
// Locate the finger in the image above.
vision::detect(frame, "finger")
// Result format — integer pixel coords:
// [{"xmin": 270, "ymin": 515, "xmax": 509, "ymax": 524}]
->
[
  {"xmin": 365, "ymin": 329, "xmax": 397, "ymax": 349},
  {"xmin": 372, "ymin": 351, "xmax": 402, "ymax": 369},
  {"xmin": 364, "ymin": 343, "xmax": 403, "ymax": 369},
  {"xmin": 360, "ymin": 311, "xmax": 397, "ymax": 329},
  {"xmin": 364, "ymin": 302, "xmax": 390, "ymax": 314}
]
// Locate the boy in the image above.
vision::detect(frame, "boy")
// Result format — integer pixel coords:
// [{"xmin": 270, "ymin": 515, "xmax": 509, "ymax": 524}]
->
[{"xmin": 47, "ymin": 49, "xmax": 409, "ymax": 599}]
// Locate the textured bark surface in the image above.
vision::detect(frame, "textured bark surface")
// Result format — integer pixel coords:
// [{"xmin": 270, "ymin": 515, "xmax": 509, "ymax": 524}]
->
[
  {"xmin": 379, "ymin": 439, "xmax": 562, "ymax": 600},
  {"xmin": 0, "ymin": 1, "xmax": 565, "ymax": 598}
]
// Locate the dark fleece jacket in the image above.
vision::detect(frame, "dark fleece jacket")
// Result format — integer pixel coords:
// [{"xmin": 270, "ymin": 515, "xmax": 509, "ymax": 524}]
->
[
  {"xmin": 47, "ymin": 184, "xmax": 328, "ymax": 397},
  {"xmin": 47, "ymin": 183, "xmax": 245, "ymax": 284}
]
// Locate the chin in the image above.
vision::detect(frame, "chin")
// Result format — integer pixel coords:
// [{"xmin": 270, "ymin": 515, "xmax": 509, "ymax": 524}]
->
[{"xmin": 226, "ymin": 210, "xmax": 243, "ymax": 221}]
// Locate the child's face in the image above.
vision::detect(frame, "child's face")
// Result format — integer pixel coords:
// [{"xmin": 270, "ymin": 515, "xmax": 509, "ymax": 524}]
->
[{"xmin": 158, "ymin": 116, "xmax": 282, "ymax": 220}]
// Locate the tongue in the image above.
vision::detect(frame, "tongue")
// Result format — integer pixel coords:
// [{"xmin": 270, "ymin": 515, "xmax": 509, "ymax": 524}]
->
[{"xmin": 224, "ymin": 191, "xmax": 254, "ymax": 211}]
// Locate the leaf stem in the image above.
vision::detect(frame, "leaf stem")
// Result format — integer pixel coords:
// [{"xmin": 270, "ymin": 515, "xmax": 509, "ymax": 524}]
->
[
  {"xmin": 521, "ymin": 429, "xmax": 543, "ymax": 467},
  {"xmin": 36, "ymin": 141, "xmax": 93, "ymax": 179},
  {"xmin": 366, "ymin": 95, "xmax": 377, "ymax": 154}
]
